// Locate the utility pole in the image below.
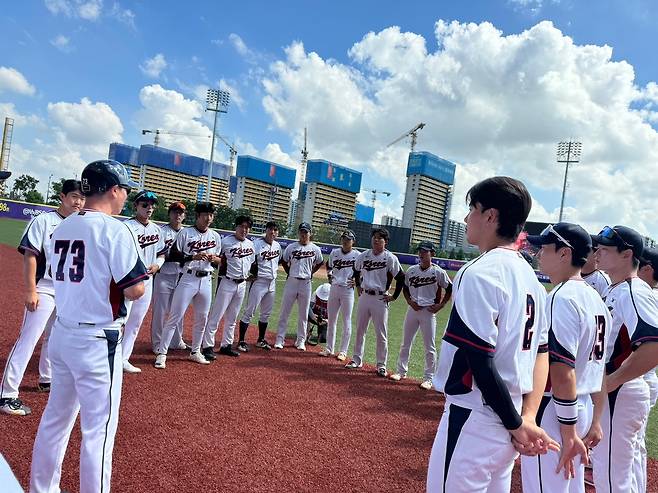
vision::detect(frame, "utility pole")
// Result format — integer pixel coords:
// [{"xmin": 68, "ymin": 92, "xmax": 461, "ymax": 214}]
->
[
  {"xmin": 556, "ymin": 141, "xmax": 582, "ymax": 222},
  {"xmin": 205, "ymin": 88, "xmax": 230, "ymax": 202}
]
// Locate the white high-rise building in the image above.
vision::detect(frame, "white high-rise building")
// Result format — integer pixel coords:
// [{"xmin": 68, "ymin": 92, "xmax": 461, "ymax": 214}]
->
[{"xmin": 382, "ymin": 215, "xmax": 403, "ymax": 228}]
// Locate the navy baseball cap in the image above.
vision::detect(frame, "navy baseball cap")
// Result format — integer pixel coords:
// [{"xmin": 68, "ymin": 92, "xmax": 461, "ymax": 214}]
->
[
  {"xmin": 341, "ymin": 229, "xmax": 356, "ymax": 240},
  {"xmin": 134, "ymin": 190, "xmax": 158, "ymax": 204},
  {"xmin": 640, "ymin": 246, "xmax": 658, "ymax": 268},
  {"xmin": 81, "ymin": 159, "xmax": 138, "ymax": 196},
  {"xmin": 417, "ymin": 240, "xmax": 436, "ymax": 253},
  {"xmin": 299, "ymin": 222, "xmax": 312, "ymax": 232},
  {"xmin": 593, "ymin": 225, "xmax": 644, "ymax": 259},
  {"xmin": 527, "ymin": 223, "xmax": 592, "ymax": 262}
]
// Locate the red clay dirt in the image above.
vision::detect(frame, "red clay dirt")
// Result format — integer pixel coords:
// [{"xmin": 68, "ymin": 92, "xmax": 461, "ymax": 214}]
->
[{"xmin": 0, "ymin": 243, "xmax": 656, "ymax": 492}]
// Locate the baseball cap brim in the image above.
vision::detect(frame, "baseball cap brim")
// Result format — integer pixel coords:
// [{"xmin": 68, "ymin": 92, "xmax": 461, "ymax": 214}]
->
[
  {"xmin": 591, "ymin": 235, "xmax": 617, "ymax": 247},
  {"xmin": 526, "ymin": 235, "xmax": 554, "ymax": 246}
]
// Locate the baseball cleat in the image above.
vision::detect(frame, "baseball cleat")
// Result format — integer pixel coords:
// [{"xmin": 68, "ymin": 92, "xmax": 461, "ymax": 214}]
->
[
  {"xmin": 318, "ymin": 348, "xmax": 333, "ymax": 357},
  {"xmin": 237, "ymin": 341, "xmax": 249, "ymax": 352},
  {"xmin": 219, "ymin": 345, "xmax": 240, "ymax": 357},
  {"xmin": 419, "ymin": 380, "xmax": 433, "ymax": 390},
  {"xmin": 189, "ymin": 352, "xmax": 210, "ymax": 365},
  {"xmin": 295, "ymin": 343, "xmax": 306, "ymax": 351},
  {"xmin": 376, "ymin": 368, "xmax": 388, "ymax": 378},
  {"xmin": 154, "ymin": 354, "xmax": 167, "ymax": 369},
  {"xmin": 344, "ymin": 361, "xmax": 362, "ymax": 369},
  {"xmin": 389, "ymin": 373, "xmax": 404, "ymax": 382},
  {"xmin": 123, "ymin": 361, "xmax": 142, "ymax": 374},
  {"xmin": 0, "ymin": 397, "xmax": 32, "ymax": 416},
  {"xmin": 201, "ymin": 346, "xmax": 217, "ymax": 361},
  {"xmin": 336, "ymin": 352, "xmax": 347, "ymax": 361},
  {"xmin": 37, "ymin": 382, "xmax": 51, "ymax": 393},
  {"xmin": 256, "ymin": 340, "xmax": 272, "ymax": 351},
  {"xmin": 173, "ymin": 341, "xmax": 191, "ymax": 351},
  {"xmin": 273, "ymin": 343, "xmax": 284, "ymax": 349}
]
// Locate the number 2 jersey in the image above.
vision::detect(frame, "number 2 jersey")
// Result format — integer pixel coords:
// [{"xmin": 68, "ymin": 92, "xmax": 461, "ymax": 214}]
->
[
  {"xmin": 50, "ymin": 210, "xmax": 148, "ymax": 327},
  {"xmin": 546, "ymin": 280, "xmax": 610, "ymax": 396},
  {"xmin": 434, "ymin": 247, "xmax": 548, "ymax": 412}
]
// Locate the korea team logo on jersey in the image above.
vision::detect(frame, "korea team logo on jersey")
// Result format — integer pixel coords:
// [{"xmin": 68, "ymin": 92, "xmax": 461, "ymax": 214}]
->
[
  {"xmin": 230, "ymin": 246, "xmax": 255, "ymax": 258},
  {"xmin": 363, "ymin": 260, "xmax": 387, "ymax": 271},
  {"xmin": 292, "ymin": 249, "xmax": 317, "ymax": 259},
  {"xmin": 138, "ymin": 233, "xmax": 160, "ymax": 249},
  {"xmin": 333, "ymin": 258, "xmax": 355, "ymax": 270},
  {"xmin": 188, "ymin": 239, "xmax": 217, "ymax": 252},
  {"xmin": 408, "ymin": 274, "xmax": 437, "ymax": 288},
  {"xmin": 261, "ymin": 249, "xmax": 280, "ymax": 261},
  {"xmin": 164, "ymin": 238, "xmax": 175, "ymax": 249}
]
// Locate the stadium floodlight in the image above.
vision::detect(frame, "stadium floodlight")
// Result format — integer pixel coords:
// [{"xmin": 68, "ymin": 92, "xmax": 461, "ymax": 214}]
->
[
  {"xmin": 556, "ymin": 141, "xmax": 582, "ymax": 222},
  {"xmin": 205, "ymin": 88, "xmax": 230, "ymax": 202}
]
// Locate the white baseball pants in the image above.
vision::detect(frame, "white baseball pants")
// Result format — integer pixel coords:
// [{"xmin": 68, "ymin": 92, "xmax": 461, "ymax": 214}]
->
[
  {"xmin": 30, "ymin": 318, "xmax": 123, "ymax": 493},
  {"xmin": 325, "ymin": 285, "xmax": 354, "ymax": 355},
  {"xmin": 275, "ymin": 278, "xmax": 312, "ymax": 347},
  {"xmin": 122, "ymin": 277, "xmax": 153, "ymax": 363},
  {"xmin": 157, "ymin": 272, "xmax": 212, "ymax": 355},
  {"xmin": 396, "ymin": 307, "xmax": 437, "ymax": 381},
  {"xmin": 203, "ymin": 278, "xmax": 246, "ymax": 349},
  {"xmin": 634, "ymin": 370, "xmax": 658, "ymax": 493},
  {"xmin": 351, "ymin": 293, "xmax": 389, "ymax": 370},
  {"xmin": 240, "ymin": 278, "xmax": 276, "ymax": 325},
  {"xmin": 1, "ymin": 292, "xmax": 55, "ymax": 398},
  {"xmin": 151, "ymin": 273, "xmax": 184, "ymax": 351}
]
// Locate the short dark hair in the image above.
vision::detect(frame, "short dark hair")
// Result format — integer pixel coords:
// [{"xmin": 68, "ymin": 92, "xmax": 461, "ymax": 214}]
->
[
  {"xmin": 235, "ymin": 215, "xmax": 253, "ymax": 227},
  {"xmin": 466, "ymin": 176, "xmax": 531, "ymax": 241},
  {"xmin": 265, "ymin": 221, "xmax": 279, "ymax": 230},
  {"xmin": 195, "ymin": 202, "xmax": 215, "ymax": 214},
  {"xmin": 371, "ymin": 227, "xmax": 390, "ymax": 243},
  {"xmin": 62, "ymin": 179, "xmax": 82, "ymax": 195}
]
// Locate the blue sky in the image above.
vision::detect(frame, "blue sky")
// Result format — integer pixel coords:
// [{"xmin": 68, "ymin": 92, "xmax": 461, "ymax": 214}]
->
[{"xmin": 2, "ymin": 0, "xmax": 658, "ymax": 234}]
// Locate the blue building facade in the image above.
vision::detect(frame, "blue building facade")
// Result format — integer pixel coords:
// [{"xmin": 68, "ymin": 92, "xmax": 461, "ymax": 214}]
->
[
  {"xmin": 236, "ymin": 155, "xmax": 296, "ymax": 190},
  {"xmin": 305, "ymin": 159, "xmax": 362, "ymax": 194}
]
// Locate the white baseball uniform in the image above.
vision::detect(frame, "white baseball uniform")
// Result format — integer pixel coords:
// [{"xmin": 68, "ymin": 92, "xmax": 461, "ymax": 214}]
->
[
  {"xmin": 521, "ymin": 279, "xmax": 610, "ymax": 493},
  {"xmin": 396, "ymin": 263, "xmax": 451, "ymax": 381},
  {"xmin": 583, "ymin": 269, "xmax": 611, "ymax": 299},
  {"xmin": 240, "ymin": 237, "xmax": 282, "ymax": 325},
  {"xmin": 428, "ymin": 248, "xmax": 548, "ymax": 493},
  {"xmin": 157, "ymin": 226, "xmax": 222, "ymax": 355},
  {"xmin": 591, "ymin": 277, "xmax": 658, "ymax": 493},
  {"xmin": 151, "ymin": 224, "xmax": 185, "ymax": 351},
  {"xmin": 203, "ymin": 235, "xmax": 255, "ymax": 350},
  {"xmin": 30, "ymin": 209, "xmax": 147, "ymax": 493},
  {"xmin": 274, "ymin": 241, "xmax": 323, "ymax": 348},
  {"xmin": 350, "ymin": 249, "xmax": 402, "ymax": 370},
  {"xmin": 122, "ymin": 218, "xmax": 164, "ymax": 364},
  {"xmin": 1, "ymin": 211, "xmax": 63, "ymax": 400},
  {"xmin": 325, "ymin": 247, "xmax": 359, "ymax": 355}
]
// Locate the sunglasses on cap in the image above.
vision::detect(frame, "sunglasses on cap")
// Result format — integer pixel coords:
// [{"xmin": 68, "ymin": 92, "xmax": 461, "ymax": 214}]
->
[
  {"xmin": 540, "ymin": 224, "xmax": 573, "ymax": 249},
  {"xmin": 598, "ymin": 226, "xmax": 634, "ymax": 249}
]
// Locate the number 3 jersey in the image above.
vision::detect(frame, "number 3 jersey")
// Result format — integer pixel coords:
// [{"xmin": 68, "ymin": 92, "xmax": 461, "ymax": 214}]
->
[
  {"xmin": 434, "ymin": 247, "xmax": 548, "ymax": 412},
  {"xmin": 545, "ymin": 280, "xmax": 610, "ymax": 396},
  {"xmin": 50, "ymin": 210, "xmax": 148, "ymax": 326}
]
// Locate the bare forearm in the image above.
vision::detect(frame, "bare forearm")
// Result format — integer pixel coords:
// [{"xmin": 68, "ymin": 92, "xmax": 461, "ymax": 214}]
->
[
  {"xmin": 608, "ymin": 343, "xmax": 658, "ymax": 390},
  {"xmin": 23, "ymin": 254, "xmax": 37, "ymax": 293},
  {"xmin": 522, "ymin": 351, "xmax": 549, "ymax": 419},
  {"xmin": 590, "ymin": 376, "xmax": 607, "ymax": 424}
]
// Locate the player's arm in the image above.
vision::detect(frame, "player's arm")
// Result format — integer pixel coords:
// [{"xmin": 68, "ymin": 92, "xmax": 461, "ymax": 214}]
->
[
  {"xmin": 326, "ymin": 255, "xmax": 334, "ymax": 283},
  {"xmin": 311, "ymin": 247, "xmax": 324, "ymax": 274},
  {"xmin": 22, "ymin": 252, "xmax": 39, "ymax": 311},
  {"xmin": 249, "ymin": 259, "xmax": 258, "ymax": 280},
  {"xmin": 384, "ymin": 270, "xmax": 405, "ymax": 302},
  {"xmin": 583, "ymin": 375, "xmax": 607, "ymax": 449},
  {"xmin": 312, "ymin": 261, "xmax": 324, "ymax": 274},
  {"xmin": 607, "ymin": 343, "xmax": 658, "ymax": 391}
]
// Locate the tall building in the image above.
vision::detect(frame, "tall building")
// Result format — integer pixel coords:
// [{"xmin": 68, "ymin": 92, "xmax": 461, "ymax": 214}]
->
[
  {"xmin": 382, "ymin": 215, "xmax": 403, "ymax": 228},
  {"xmin": 288, "ymin": 199, "xmax": 299, "ymax": 226},
  {"xmin": 446, "ymin": 220, "xmax": 466, "ymax": 249},
  {"xmin": 109, "ymin": 143, "xmax": 231, "ymax": 206},
  {"xmin": 296, "ymin": 159, "xmax": 362, "ymax": 231},
  {"xmin": 232, "ymin": 155, "xmax": 296, "ymax": 228},
  {"xmin": 355, "ymin": 203, "xmax": 375, "ymax": 223},
  {"xmin": 401, "ymin": 152, "xmax": 456, "ymax": 249}
]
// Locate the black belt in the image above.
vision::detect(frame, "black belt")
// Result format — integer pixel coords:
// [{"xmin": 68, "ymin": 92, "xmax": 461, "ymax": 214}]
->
[
  {"xmin": 364, "ymin": 289, "xmax": 385, "ymax": 296},
  {"xmin": 187, "ymin": 270, "xmax": 210, "ymax": 277},
  {"xmin": 295, "ymin": 277, "xmax": 310, "ymax": 281},
  {"xmin": 226, "ymin": 277, "xmax": 245, "ymax": 284}
]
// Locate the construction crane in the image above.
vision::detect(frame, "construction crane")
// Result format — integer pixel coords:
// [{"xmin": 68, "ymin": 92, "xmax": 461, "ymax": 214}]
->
[
  {"xmin": 364, "ymin": 188, "xmax": 391, "ymax": 209},
  {"xmin": 141, "ymin": 128, "xmax": 211, "ymax": 146},
  {"xmin": 387, "ymin": 122, "xmax": 426, "ymax": 153},
  {"xmin": 214, "ymin": 133, "xmax": 238, "ymax": 174},
  {"xmin": 300, "ymin": 127, "xmax": 309, "ymax": 183}
]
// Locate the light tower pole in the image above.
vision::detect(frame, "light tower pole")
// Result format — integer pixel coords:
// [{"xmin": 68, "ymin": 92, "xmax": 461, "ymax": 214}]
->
[
  {"xmin": 556, "ymin": 141, "xmax": 582, "ymax": 222},
  {"xmin": 205, "ymin": 88, "xmax": 230, "ymax": 202}
]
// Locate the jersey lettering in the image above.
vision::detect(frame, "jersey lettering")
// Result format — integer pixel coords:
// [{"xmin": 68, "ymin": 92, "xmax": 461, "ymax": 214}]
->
[
  {"xmin": 229, "ymin": 246, "xmax": 255, "ymax": 258},
  {"xmin": 589, "ymin": 314, "xmax": 606, "ymax": 361},
  {"xmin": 138, "ymin": 233, "xmax": 160, "ymax": 249},
  {"xmin": 332, "ymin": 258, "xmax": 356, "ymax": 270},
  {"xmin": 522, "ymin": 294, "xmax": 535, "ymax": 351},
  {"xmin": 291, "ymin": 249, "xmax": 318, "ymax": 259},
  {"xmin": 261, "ymin": 249, "xmax": 281, "ymax": 261},
  {"xmin": 54, "ymin": 239, "xmax": 86, "ymax": 283},
  {"xmin": 408, "ymin": 275, "xmax": 437, "ymax": 288},
  {"xmin": 362, "ymin": 260, "xmax": 387, "ymax": 271},
  {"xmin": 187, "ymin": 240, "xmax": 217, "ymax": 252}
]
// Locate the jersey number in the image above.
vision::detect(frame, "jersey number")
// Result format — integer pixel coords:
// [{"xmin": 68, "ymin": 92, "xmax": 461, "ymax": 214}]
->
[
  {"xmin": 589, "ymin": 315, "xmax": 606, "ymax": 361},
  {"xmin": 54, "ymin": 240, "xmax": 85, "ymax": 283},
  {"xmin": 522, "ymin": 294, "xmax": 536, "ymax": 351}
]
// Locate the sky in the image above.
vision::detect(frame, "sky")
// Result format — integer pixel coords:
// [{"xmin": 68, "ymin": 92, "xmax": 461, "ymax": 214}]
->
[{"xmin": 2, "ymin": 0, "xmax": 658, "ymax": 236}]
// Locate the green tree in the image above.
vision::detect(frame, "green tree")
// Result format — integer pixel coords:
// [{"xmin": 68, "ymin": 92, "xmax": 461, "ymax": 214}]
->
[
  {"xmin": 24, "ymin": 190, "xmax": 45, "ymax": 204},
  {"xmin": 10, "ymin": 174, "xmax": 40, "ymax": 201},
  {"xmin": 47, "ymin": 178, "xmax": 67, "ymax": 205}
]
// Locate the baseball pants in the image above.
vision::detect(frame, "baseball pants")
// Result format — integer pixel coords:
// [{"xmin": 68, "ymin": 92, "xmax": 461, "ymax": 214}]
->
[
  {"xmin": 30, "ymin": 318, "xmax": 123, "ymax": 493},
  {"xmin": 240, "ymin": 278, "xmax": 276, "ymax": 325},
  {"xmin": 351, "ymin": 293, "xmax": 389, "ymax": 370},
  {"xmin": 521, "ymin": 394, "xmax": 593, "ymax": 493},
  {"xmin": 426, "ymin": 402, "xmax": 517, "ymax": 493},
  {"xmin": 122, "ymin": 277, "xmax": 153, "ymax": 363},
  {"xmin": 634, "ymin": 370, "xmax": 658, "ymax": 493},
  {"xmin": 151, "ymin": 273, "xmax": 184, "ymax": 351},
  {"xmin": 275, "ymin": 278, "xmax": 312, "ymax": 347},
  {"xmin": 202, "ymin": 278, "xmax": 246, "ymax": 350},
  {"xmin": 325, "ymin": 285, "xmax": 354, "ymax": 355},
  {"xmin": 592, "ymin": 376, "xmax": 650, "ymax": 493},
  {"xmin": 157, "ymin": 272, "xmax": 212, "ymax": 355},
  {"xmin": 1, "ymin": 291, "xmax": 55, "ymax": 399},
  {"xmin": 396, "ymin": 307, "xmax": 437, "ymax": 381}
]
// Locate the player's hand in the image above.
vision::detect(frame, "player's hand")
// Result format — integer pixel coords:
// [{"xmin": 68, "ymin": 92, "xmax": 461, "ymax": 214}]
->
[
  {"xmin": 147, "ymin": 264, "xmax": 160, "ymax": 275},
  {"xmin": 509, "ymin": 419, "xmax": 560, "ymax": 456},
  {"xmin": 25, "ymin": 290, "xmax": 39, "ymax": 312},
  {"xmin": 427, "ymin": 303, "xmax": 441, "ymax": 313},
  {"xmin": 606, "ymin": 373, "xmax": 622, "ymax": 393},
  {"xmin": 346, "ymin": 278, "xmax": 355, "ymax": 288},
  {"xmin": 556, "ymin": 431, "xmax": 588, "ymax": 479},
  {"xmin": 357, "ymin": 287, "xmax": 363, "ymax": 296},
  {"xmin": 409, "ymin": 301, "xmax": 422, "ymax": 311},
  {"xmin": 382, "ymin": 294, "xmax": 396, "ymax": 303},
  {"xmin": 582, "ymin": 420, "xmax": 603, "ymax": 449},
  {"xmin": 192, "ymin": 253, "xmax": 207, "ymax": 261}
]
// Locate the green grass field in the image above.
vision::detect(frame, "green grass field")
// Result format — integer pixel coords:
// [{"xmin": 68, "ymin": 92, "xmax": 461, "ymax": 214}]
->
[{"xmin": 1, "ymin": 217, "xmax": 656, "ymax": 457}]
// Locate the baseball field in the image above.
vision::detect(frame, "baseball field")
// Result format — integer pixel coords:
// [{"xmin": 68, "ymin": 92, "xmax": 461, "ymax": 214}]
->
[{"xmin": 1, "ymin": 216, "xmax": 657, "ymax": 491}]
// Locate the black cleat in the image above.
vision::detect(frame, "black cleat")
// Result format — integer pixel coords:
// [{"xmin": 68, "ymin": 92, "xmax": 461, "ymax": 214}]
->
[
  {"xmin": 255, "ymin": 339, "xmax": 272, "ymax": 351},
  {"xmin": 37, "ymin": 382, "xmax": 51, "ymax": 393},
  {"xmin": 237, "ymin": 341, "xmax": 249, "ymax": 352},
  {"xmin": 219, "ymin": 345, "xmax": 240, "ymax": 357},
  {"xmin": 0, "ymin": 397, "xmax": 32, "ymax": 416},
  {"xmin": 201, "ymin": 346, "xmax": 217, "ymax": 361}
]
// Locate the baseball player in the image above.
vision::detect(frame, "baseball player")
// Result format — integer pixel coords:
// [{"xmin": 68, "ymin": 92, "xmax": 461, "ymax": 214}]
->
[
  {"xmin": 582, "ymin": 243, "xmax": 611, "ymax": 298},
  {"xmin": 307, "ymin": 283, "xmax": 331, "ymax": 345},
  {"xmin": 427, "ymin": 177, "xmax": 558, "ymax": 493},
  {"xmin": 0, "ymin": 180, "xmax": 85, "ymax": 416},
  {"xmin": 389, "ymin": 241, "xmax": 452, "ymax": 390},
  {"xmin": 319, "ymin": 230, "xmax": 359, "ymax": 360},
  {"xmin": 30, "ymin": 160, "xmax": 147, "ymax": 493},
  {"xmin": 150, "ymin": 201, "xmax": 189, "ymax": 353},
  {"xmin": 521, "ymin": 223, "xmax": 610, "ymax": 493},
  {"xmin": 590, "ymin": 226, "xmax": 658, "ymax": 493},
  {"xmin": 121, "ymin": 190, "xmax": 165, "ymax": 373},
  {"xmin": 237, "ymin": 221, "xmax": 282, "ymax": 351},
  {"xmin": 154, "ymin": 202, "xmax": 222, "ymax": 369},
  {"xmin": 345, "ymin": 227, "xmax": 405, "ymax": 376},
  {"xmin": 273, "ymin": 222, "xmax": 324, "ymax": 351},
  {"xmin": 202, "ymin": 215, "xmax": 255, "ymax": 359}
]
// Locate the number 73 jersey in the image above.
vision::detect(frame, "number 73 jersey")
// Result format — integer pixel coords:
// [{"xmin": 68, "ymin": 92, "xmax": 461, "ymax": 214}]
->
[{"xmin": 434, "ymin": 248, "xmax": 548, "ymax": 412}]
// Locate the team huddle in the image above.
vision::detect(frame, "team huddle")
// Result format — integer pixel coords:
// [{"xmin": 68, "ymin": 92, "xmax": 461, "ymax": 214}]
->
[{"xmin": 1, "ymin": 161, "xmax": 657, "ymax": 493}]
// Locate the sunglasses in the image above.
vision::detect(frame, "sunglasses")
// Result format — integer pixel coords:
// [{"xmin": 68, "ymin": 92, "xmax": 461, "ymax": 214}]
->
[
  {"xmin": 598, "ymin": 226, "xmax": 634, "ymax": 250},
  {"xmin": 540, "ymin": 224, "xmax": 573, "ymax": 249}
]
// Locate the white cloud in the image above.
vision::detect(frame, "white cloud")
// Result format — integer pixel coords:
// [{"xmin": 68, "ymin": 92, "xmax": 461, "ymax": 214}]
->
[
  {"xmin": 228, "ymin": 33, "xmax": 262, "ymax": 65},
  {"xmin": 44, "ymin": 0, "xmax": 102, "ymax": 20},
  {"xmin": 261, "ymin": 20, "xmax": 658, "ymax": 238},
  {"xmin": 47, "ymin": 97, "xmax": 123, "ymax": 146},
  {"xmin": 0, "ymin": 102, "xmax": 44, "ymax": 128},
  {"xmin": 50, "ymin": 34, "xmax": 73, "ymax": 52},
  {"xmin": 139, "ymin": 54, "xmax": 167, "ymax": 79},
  {"xmin": 109, "ymin": 2, "xmax": 135, "ymax": 29},
  {"xmin": 0, "ymin": 66, "xmax": 36, "ymax": 96}
]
